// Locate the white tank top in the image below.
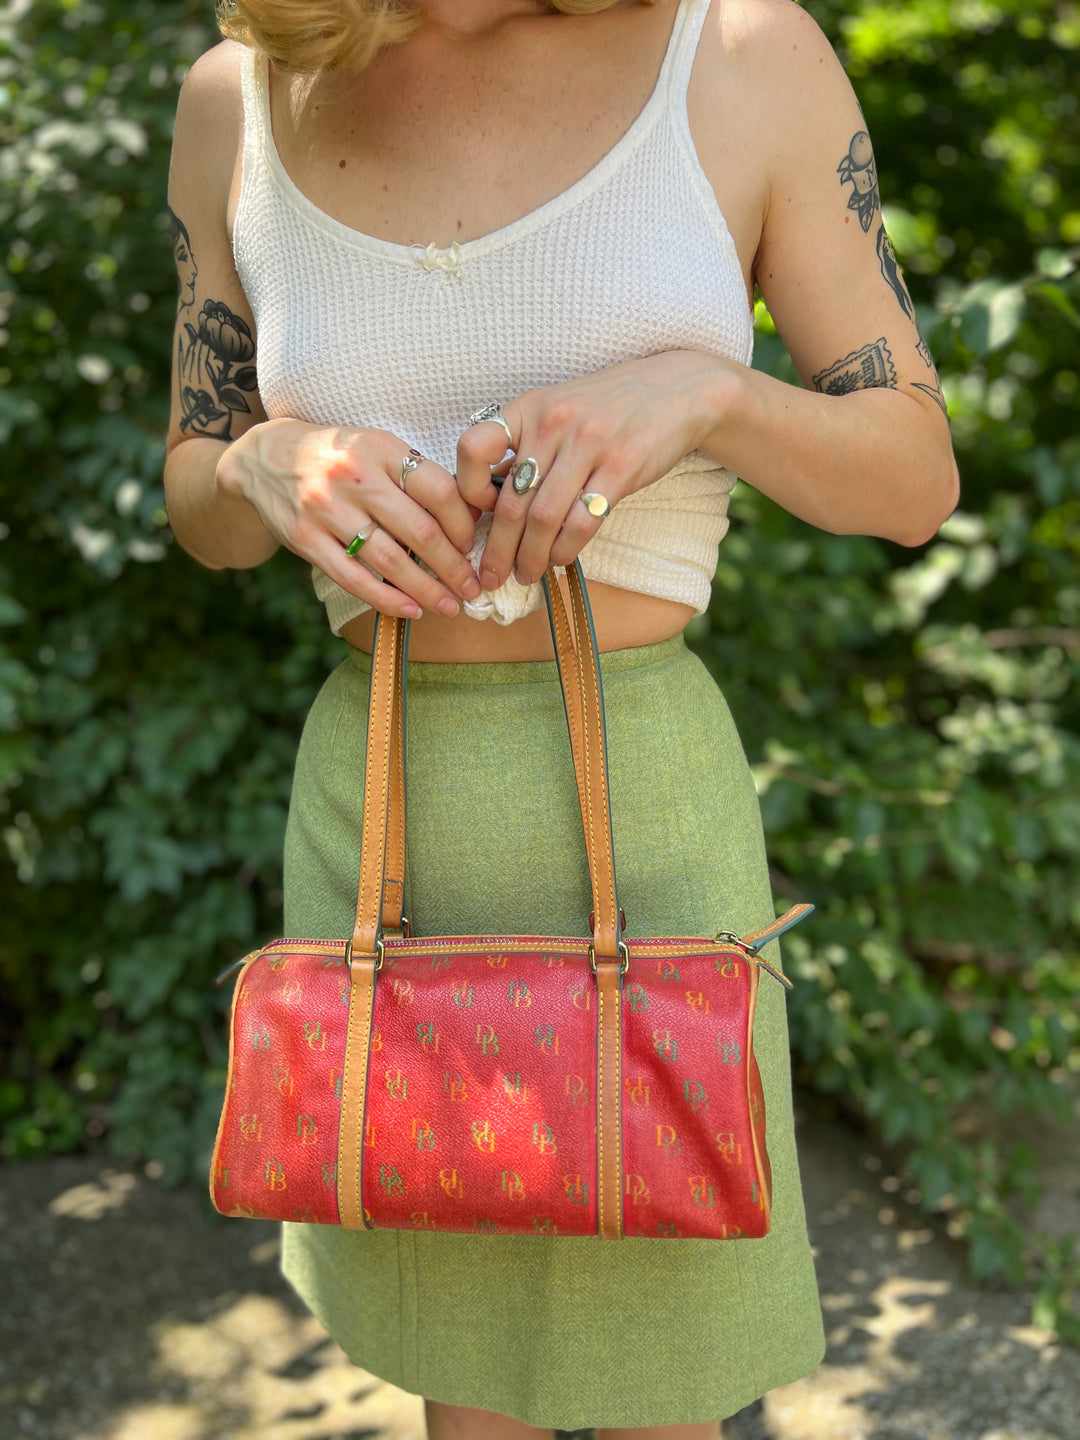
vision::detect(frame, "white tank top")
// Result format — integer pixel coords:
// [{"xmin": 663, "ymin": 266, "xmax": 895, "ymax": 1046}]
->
[{"xmin": 233, "ymin": 0, "xmax": 752, "ymax": 632}]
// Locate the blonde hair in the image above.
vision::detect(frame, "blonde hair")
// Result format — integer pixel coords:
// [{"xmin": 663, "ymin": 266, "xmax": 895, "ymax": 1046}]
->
[{"xmin": 217, "ymin": 0, "xmax": 659, "ymax": 75}]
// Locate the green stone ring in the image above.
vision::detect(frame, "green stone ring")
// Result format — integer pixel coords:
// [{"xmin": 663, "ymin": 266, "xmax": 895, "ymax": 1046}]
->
[{"xmin": 345, "ymin": 524, "xmax": 375, "ymax": 557}]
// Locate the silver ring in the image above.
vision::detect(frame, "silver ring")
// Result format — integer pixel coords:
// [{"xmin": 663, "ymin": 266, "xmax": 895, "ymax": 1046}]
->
[
  {"xmin": 580, "ymin": 492, "xmax": 610, "ymax": 519},
  {"xmin": 345, "ymin": 522, "xmax": 376, "ymax": 557},
  {"xmin": 509, "ymin": 457, "xmax": 542, "ymax": 495},
  {"xmin": 399, "ymin": 447, "xmax": 424, "ymax": 489},
  {"xmin": 468, "ymin": 402, "xmax": 514, "ymax": 447}
]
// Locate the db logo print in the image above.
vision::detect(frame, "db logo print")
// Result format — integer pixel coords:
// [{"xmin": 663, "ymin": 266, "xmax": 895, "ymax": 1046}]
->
[
  {"xmin": 501, "ymin": 1170, "xmax": 525, "ymax": 1200},
  {"xmin": 440, "ymin": 1168, "xmax": 464, "ymax": 1198},
  {"xmin": 412, "ymin": 1118, "xmax": 436, "ymax": 1151},
  {"xmin": 472, "ymin": 1119, "xmax": 496, "ymax": 1153}
]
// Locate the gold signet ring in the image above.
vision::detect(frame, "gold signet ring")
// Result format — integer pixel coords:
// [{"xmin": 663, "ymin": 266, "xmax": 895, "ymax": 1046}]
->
[
  {"xmin": 581, "ymin": 492, "xmax": 611, "ymax": 518},
  {"xmin": 509, "ymin": 457, "xmax": 542, "ymax": 495}
]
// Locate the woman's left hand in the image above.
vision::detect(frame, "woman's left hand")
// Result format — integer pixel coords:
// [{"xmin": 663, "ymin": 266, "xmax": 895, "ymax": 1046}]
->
[{"xmin": 456, "ymin": 351, "xmax": 736, "ymax": 591}]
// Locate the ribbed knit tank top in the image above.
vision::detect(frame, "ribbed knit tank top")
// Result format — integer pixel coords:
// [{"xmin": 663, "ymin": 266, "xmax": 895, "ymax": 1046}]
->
[{"xmin": 233, "ymin": 0, "xmax": 752, "ymax": 632}]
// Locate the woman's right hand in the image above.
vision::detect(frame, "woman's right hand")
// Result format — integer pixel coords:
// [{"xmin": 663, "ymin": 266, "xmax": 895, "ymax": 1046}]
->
[{"xmin": 217, "ymin": 417, "xmax": 484, "ymax": 619}]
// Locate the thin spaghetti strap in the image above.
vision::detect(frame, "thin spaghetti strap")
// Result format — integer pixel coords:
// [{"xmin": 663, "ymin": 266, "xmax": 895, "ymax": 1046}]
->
[
  {"xmin": 237, "ymin": 44, "xmax": 267, "ymax": 172},
  {"xmin": 665, "ymin": 0, "xmax": 713, "ymax": 121}
]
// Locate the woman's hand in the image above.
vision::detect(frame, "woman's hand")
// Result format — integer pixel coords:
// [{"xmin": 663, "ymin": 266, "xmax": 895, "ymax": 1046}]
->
[
  {"xmin": 456, "ymin": 352, "xmax": 735, "ymax": 591},
  {"xmin": 217, "ymin": 418, "xmax": 484, "ymax": 618}
]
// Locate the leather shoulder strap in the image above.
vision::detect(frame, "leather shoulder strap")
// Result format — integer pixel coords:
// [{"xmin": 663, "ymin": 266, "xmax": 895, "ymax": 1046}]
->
[{"xmin": 353, "ymin": 566, "xmax": 622, "ymax": 956}]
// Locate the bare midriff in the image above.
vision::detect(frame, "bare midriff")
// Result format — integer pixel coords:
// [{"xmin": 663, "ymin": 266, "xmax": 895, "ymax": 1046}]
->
[{"xmin": 340, "ymin": 581, "xmax": 695, "ymax": 662}]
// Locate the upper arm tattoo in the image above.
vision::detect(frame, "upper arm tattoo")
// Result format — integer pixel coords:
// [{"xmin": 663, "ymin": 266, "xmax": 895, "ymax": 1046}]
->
[
  {"xmin": 812, "ymin": 338, "xmax": 896, "ymax": 395},
  {"xmin": 875, "ymin": 225, "xmax": 916, "ymax": 323},
  {"xmin": 837, "ymin": 131, "xmax": 880, "ymax": 233},
  {"xmin": 170, "ymin": 206, "xmax": 259, "ymax": 440},
  {"xmin": 834, "ymin": 135, "xmax": 948, "ymax": 417}
]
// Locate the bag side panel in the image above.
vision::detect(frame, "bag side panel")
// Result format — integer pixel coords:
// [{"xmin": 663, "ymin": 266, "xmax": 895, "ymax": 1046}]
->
[
  {"xmin": 621, "ymin": 949, "xmax": 769, "ymax": 1238},
  {"xmin": 211, "ymin": 949, "xmax": 350, "ymax": 1222}
]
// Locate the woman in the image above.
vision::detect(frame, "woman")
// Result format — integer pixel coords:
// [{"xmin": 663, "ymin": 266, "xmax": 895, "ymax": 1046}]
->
[{"xmin": 164, "ymin": 0, "xmax": 958, "ymax": 1434}]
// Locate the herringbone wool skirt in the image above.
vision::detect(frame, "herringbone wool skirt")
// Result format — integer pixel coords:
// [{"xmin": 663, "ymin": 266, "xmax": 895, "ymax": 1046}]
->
[{"xmin": 280, "ymin": 632, "xmax": 824, "ymax": 1430}]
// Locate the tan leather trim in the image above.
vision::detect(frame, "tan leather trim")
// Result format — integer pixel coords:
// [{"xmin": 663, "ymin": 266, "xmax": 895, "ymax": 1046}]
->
[
  {"xmin": 264, "ymin": 936, "xmax": 735, "ymax": 961},
  {"xmin": 546, "ymin": 574, "xmax": 589, "ymax": 824},
  {"xmin": 595, "ymin": 958, "xmax": 623, "ymax": 1240},
  {"xmin": 740, "ymin": 903, "xmax": 813, "ymax": 952},
  {"xmin": 351, "ymin": 615, "xmax": 402, "ymax": 955},
  {"xmin": 363, "ymin": 571, "xmax": 620, "ymax": 957},
  {"xmin": 337, "ymin": 954, "xmax": 378, "ymax": 1230},
  {"xmin": 566, "ymin": 569, "xmax": 620, "ymax": 956},
  {"xmin": 208, "ymin": 961, "xmax": 251, "ymax": 1211},
  {"xmin": 380, "ymin": 634, "xmax": 407, "ymax": 932},
  {"xmin": 744, "ymin": 959, "xmax": 772, "ymax": 1232}
]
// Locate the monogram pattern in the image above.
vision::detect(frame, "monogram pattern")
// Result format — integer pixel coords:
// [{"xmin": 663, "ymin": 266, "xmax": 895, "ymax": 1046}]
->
[
  {"xmin": 212, "ymin": 934, "xmax": 774, "ymax": 1239},
  {"xmin": 211, "ymin": 943, "xmax": 349, "ymax": 1224}
]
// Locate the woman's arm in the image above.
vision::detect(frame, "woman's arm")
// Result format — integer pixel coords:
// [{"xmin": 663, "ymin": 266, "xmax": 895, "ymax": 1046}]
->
[
  {"xmin": 164, "ymin": 43, "xmax": 277, "ymax": 571},
  {"xmin": 163, "ymin": 43, "xmax": 482, "ymax": 619},
  {"xmin": 699, "ymin": 0, "xmax": 957, "ymax": 546},
  {"xmin": 458, "ymin": 0, "xmax": 957, "ymax": 589}
]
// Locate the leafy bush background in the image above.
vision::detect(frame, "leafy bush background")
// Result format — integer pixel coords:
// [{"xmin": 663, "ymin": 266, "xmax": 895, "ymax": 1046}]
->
[{"xmin": 1, "ymin": 0, "xmax": 1077, "ymax": 1336}]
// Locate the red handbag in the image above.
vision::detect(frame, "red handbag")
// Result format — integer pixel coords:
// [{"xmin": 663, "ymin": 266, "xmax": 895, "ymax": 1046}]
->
[{"xmin": 210, "ymin": 564, "xmax": 811, "ymax": 1239}]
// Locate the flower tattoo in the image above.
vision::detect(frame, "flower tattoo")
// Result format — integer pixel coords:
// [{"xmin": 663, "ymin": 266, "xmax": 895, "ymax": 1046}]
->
[
  {"xmin": 176, "ymin": 298, "xmax": 259, "ymax": 439},
  {"xmin": 171, "ymin": 208, "xmax": 259, "ymax": 440}
]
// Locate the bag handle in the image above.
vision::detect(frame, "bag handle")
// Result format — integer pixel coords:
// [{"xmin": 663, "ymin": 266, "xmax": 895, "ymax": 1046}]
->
[
  {"xmin": 349, "ymin": 561, "xmax": 624, "ymax": 962},
  {"xmin": 373, "ymin": 571, "xmax": 589, "ymax": 938}
]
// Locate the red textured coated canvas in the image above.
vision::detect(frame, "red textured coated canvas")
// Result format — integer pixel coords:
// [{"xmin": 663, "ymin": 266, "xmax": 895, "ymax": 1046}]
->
[
  {"xmin": 211, "ymin": 935, "xmax": 771, "ymax": 1239},
  {"xmin": 211, "ymin": 941, "xmax": 350, "ymax": 1224}
]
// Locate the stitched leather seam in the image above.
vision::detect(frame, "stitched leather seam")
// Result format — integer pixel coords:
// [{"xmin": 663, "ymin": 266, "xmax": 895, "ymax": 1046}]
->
[
  {"xmin": 577, "ymin": 579, "xmax": 609, "ymax": 940},
  {"xmin": 570, "ymin": 578, "xmax": 601, "ymax": 938},
  {"xmin": 571, "ymin": 574, "xmax": 617, "ymax": 947},
  {"xmin": 614, "ymin": 973, "xmax": 623, "ymax": 1237},
  {"xmin": 355, "ymin": 621, "xmax": 396, "ymax": 945},
  {"xmin": 208, "ymin": 963, "xmax": 248, "ymax": 1211},
  {"xmin": 355, "ymin": 627, "xmax": 385, "ymax": 939},
  {"xmin": 338, "ymin": 959, "xmax": 376, "ymax": 1230},
  {"xmin": 384, "ymin": 639, "xmax": 406, "ymax": 929},
  {"xmin": 549, "ymin": 579, "xmax": 588, "ymax": 818},
  {"xmin": 597, "ymin": 981, "xmax": 604, "ymax": 1238},
  {"xmin": 353, "ymin": 965, "xmax": 375, "ymax": 1229},
  {"xmin": 744, "ymin": 962, "xmax": 771, "ymax": 1232},
  {"xmin": 261, "ymin": 937, "xmax": 736, "ymax": 960}
]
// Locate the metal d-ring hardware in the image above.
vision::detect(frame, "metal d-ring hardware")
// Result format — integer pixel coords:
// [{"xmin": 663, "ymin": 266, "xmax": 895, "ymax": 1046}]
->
[
  {"xmin": 716, "ymin": 931, "xmax": 794, "ymax": 989},
  {"xmin": 715, "ymin": 930, "xmax": 753, "ymax": 953},
  {"xmin": 344, "ymin": 919, "xmax": 409, "ymax": 972},
  {"xmin": 589, "ymin": 940, "xmax": 630, "ymax": 976}
]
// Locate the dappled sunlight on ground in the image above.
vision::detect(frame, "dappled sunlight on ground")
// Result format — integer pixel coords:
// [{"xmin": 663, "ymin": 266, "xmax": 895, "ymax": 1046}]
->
[{"xmin": 1, "ymin": 1108, "xmax": 1076, "ymax": 1440}]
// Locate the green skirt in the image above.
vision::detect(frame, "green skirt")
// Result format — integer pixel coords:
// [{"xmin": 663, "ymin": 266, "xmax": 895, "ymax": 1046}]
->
[{"xmin": 281, "ymin": 633, "xmax": 824, "ymax": 1430}]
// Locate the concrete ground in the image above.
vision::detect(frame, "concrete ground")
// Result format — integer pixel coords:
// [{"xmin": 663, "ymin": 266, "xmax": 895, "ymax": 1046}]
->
[{"xmin": 1, "ymin": 1104, "xmax": 1076, "ymax": 1440}]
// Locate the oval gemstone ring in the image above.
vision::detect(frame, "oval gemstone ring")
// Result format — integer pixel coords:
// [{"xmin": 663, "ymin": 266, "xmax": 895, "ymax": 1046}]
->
[
  {"xmin": 399, "ymin": 448, "xmax": 424, "ymax": 489},
  {"xmin": 509, "ymin": 457, "xmax": 542, "ymax": 495}
]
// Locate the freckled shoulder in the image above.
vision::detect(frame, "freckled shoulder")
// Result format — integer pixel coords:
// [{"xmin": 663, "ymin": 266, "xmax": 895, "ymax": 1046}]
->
[{"xmin": 170, "ymin": 40, "xmax": 246, "ymax": 234}]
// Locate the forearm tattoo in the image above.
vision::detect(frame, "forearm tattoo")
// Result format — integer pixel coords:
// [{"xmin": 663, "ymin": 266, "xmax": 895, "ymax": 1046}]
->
[
  {"xmin": 170, "ymin": 207, "xmax": 258, "ymax": 440},
  {"xmin": 812, "ymin": 338, "xmax": 896, "ymax": 395}
]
